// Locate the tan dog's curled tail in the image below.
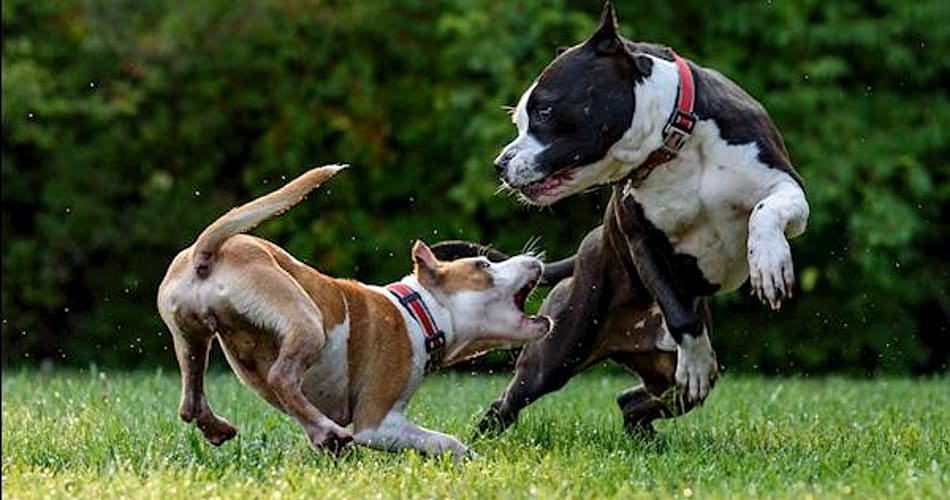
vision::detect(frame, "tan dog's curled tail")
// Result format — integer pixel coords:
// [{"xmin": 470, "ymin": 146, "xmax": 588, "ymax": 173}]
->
[{"xmin": 192, "ymin": 164, "xmax": 347, "ymax": 278}]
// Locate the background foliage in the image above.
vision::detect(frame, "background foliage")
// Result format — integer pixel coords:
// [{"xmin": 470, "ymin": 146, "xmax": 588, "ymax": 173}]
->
[{"xmin": 2, "ymin": 0, "xmax": 948, "ymax": 374}]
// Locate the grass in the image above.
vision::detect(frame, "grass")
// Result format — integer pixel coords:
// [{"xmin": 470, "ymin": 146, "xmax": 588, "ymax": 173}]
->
[{"xmin": 2, "ymin": 368, "xmax": 948, "ymax": 499}]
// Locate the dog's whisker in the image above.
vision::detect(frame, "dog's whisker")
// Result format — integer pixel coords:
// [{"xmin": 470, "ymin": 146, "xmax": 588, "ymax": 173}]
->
[{"xmin": 521, "ymin": 236, "xmax": 545, "ymax": 261}]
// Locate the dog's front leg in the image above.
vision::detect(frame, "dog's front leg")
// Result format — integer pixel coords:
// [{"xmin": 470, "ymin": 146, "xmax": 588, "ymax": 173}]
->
[
  {"xmin": 617, "ymin": 191, "xmax": 717, "ymax": 404},
  {"xmin": 748, "ymin": 181, "xmax": 809, "ymax": 310},
  {"xmin": 268, "ymin": 336, "xmax": 353, "ymax": 454},
  {"xmin": 478, "ymin": 228, "xmax": 611, "ymax": 436},
  {"xmin": 354, "ymin": 412, "xmax": 469, "ymax": 461}
]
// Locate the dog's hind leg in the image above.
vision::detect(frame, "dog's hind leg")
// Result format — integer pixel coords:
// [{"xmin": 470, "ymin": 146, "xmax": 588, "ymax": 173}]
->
[
  {"xmin": 161, "ymin": 311, "xmax": 238, "ymax": 446},
  {"xmin": 614, "ymin": 351, "xmax": 698, "ymax": 435},
  {"xmin": 613, "ymin": 302, "xmax": 713, "ymax": 434}
]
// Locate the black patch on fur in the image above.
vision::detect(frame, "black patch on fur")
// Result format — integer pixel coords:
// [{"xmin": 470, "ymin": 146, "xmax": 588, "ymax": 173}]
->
[
  {"xmin": 618, "ymin": 195, "xmax": 720, "ymax": 299},
  {"xmin": 689, "ymin": 62, "xmax": 805, "ymax": 187},
  {"xmin": 525, "ymin": 43, "xmax": 644, "ymax": 175},
  {"xmin": 616, "ymin": 192, "xmax": 718, "ymax": 341}
]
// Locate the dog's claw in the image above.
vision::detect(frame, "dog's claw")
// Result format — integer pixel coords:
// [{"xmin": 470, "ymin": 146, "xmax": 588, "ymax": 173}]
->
[
  {"xmin": 307, "ymin": 424, "xmax": 353, "ymax": 455},
  {"xmin": 674, "ymin": 334, "xmax": 717, "ymax": 404},
  {"xmin": 748, "ymin": 234, "xmax": 795, "ymax": 311}
]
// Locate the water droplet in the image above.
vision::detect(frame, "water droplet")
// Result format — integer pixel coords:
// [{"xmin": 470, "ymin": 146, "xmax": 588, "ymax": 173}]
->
[
  {"xmin": 432, "ymin": 229, "xmax": 439, "ymax": 235},
  {"xmin": 27, "ymin": 112, "xmax": 35, "ymax": 119},
  {"xmin": 89, "ymin": 81, "xmax": 96, "ymax": 88},
  {"xmin": 194, "ymin": 190, "xmax": 201, "ymax": 197},
  {"xmin": 65, "ymin": 207, "xmax": 71, "ymax": 214}
]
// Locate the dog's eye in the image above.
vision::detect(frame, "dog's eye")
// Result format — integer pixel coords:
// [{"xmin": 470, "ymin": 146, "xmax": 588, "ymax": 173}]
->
[
  {"xmin": 536, "ymin": 106, "xmax": 553, "ymax": 122},
  {"xmin": 475, "ymin": 260, "xmax": 491, "ymax": 269}
]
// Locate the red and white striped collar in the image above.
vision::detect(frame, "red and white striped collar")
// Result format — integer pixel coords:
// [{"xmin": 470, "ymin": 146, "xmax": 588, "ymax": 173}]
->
[{"xmin": 385, "ymin": 282, "xmax": 447, "ymax": 373}]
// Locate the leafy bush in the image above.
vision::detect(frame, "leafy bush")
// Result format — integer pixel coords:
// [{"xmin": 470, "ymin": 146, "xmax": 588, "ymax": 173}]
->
[{"xmin": 2, "ymin": 0, "xmax": 947, "ymax": 374}]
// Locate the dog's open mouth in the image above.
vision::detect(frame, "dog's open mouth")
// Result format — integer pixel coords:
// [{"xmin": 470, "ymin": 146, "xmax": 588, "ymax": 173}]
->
[
  {"xmin": 513, "ymin": 275, "xmax": 553, "ymax": 333},
  {"xmin": 518, "ymin": 168, "xmax": 576, "ymax": 201},
  {"xmin": 513, "ymin": 277, "xmax": 539, "ymax": 312}
]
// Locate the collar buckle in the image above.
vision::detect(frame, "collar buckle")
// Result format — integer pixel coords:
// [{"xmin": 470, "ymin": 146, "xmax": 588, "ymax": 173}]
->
[{"xmin": 661, "ymin": 109, "xmax": 697, "ymax": 156}]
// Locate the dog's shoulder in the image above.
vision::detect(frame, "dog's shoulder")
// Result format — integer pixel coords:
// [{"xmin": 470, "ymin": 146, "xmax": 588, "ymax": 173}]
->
[
  {"xmin": 690, "ymin": 63, "xmax": 804, "ymax": 187},
  {"xmin": 623, "ymin": 38, "xmax": 804, "ymax": 187}
]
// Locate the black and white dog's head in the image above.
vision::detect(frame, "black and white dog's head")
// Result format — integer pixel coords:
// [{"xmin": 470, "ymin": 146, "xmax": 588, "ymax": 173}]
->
[{"xmin": 495, "ymin": 2, "xmax": 655, "ymax": 205}]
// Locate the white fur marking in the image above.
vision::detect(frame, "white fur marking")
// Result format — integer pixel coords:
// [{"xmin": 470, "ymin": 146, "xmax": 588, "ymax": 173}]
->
[
  {"xmin": 353, "ymin": 410, "xmax": 468, "ymax": 460},
  {"xmin": 747, "ymin": 180, "xmax": 809, "ymax": 309},
  {"xmin": 301, "ymin": 311, "xmax": 351, "ymax": 419},
  {"xmin": 675, "ymin": 329, "xmax": 717, "ymax": 403}
]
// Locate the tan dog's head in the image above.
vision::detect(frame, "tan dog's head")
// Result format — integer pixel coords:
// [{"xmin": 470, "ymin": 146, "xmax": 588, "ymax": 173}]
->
[{"xmin": 411, "ymin": 241, "xmax": 552, "ymax": 366}]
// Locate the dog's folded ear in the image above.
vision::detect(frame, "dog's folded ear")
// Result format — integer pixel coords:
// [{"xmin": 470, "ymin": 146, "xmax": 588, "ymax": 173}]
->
[{"xmin": 412, "ymin": 240, "xmax": 441, "ymax": 285}]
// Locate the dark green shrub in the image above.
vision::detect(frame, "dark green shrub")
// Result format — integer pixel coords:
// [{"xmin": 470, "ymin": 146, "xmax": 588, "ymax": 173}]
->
[{"xmin": 3, "ymin": 0, "xmax": 947, "ymax": 374}]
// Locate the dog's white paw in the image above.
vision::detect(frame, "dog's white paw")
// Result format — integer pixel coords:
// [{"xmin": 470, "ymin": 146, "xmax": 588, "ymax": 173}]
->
[
  {"xmin": 748, "ymin": 232, "xmax": 795, "ymax": 311},
  {"xmin": 675, "ymin": 333, "xmax": 718, "ymax": 403}
]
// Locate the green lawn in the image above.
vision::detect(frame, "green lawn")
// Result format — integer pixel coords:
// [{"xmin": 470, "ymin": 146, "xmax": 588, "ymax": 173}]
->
[{"xmin": 2, "ymin": 369, "xmax": 948, "ymax": 499}]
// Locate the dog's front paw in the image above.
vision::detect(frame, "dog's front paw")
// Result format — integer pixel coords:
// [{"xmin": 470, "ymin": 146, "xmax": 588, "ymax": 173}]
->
[
  {"xmin": 675, "ymin": 334, "xmax": 718, "ymax": 403},
  {"xmin": 447, "ymin": 442, "xmax": 475, "ymax": 463},
  {"xmin": 748, "ymin": 233, "xmax": 795, "ymax": 310},
  {"xmin": 474, "ymin": 400, "xmax": 517, "ymax": 438}
]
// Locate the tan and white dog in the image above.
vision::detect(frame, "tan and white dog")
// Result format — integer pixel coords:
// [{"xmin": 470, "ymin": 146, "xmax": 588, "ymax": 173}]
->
[{"xmin": 157, "ymin": 165, "xmax": 551, "ymax": 459}]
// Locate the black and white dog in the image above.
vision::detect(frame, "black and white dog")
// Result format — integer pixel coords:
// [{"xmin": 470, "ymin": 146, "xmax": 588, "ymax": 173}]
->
[{"xmin": 433, "ymin": 2, "xmax": 809, "ymax": 434}]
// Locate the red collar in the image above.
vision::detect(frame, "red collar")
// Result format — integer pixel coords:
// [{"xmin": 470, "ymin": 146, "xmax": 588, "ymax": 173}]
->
[
  {"xmin": 386, "ymin": 282, "xmax": 446, "ymax": 372},
  {"xmin": 625, "ymin": 50, "xmax": 697, "ymax": 187}
]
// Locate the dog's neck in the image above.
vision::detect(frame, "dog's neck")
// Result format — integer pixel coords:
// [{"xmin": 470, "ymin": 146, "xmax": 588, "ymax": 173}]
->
[
  {"xmin": 607, "ymin": 55, "xmax": 683, "ymax": 178},
  {"xmin": 389, "ymin": 275, "xmax": 456, "ymax": 363}
]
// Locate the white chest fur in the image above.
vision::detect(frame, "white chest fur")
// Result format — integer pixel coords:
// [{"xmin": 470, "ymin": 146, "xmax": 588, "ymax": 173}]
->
[{"xmin": 626, "ymin": 120, "xmax": 794, "ymax": 292}]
